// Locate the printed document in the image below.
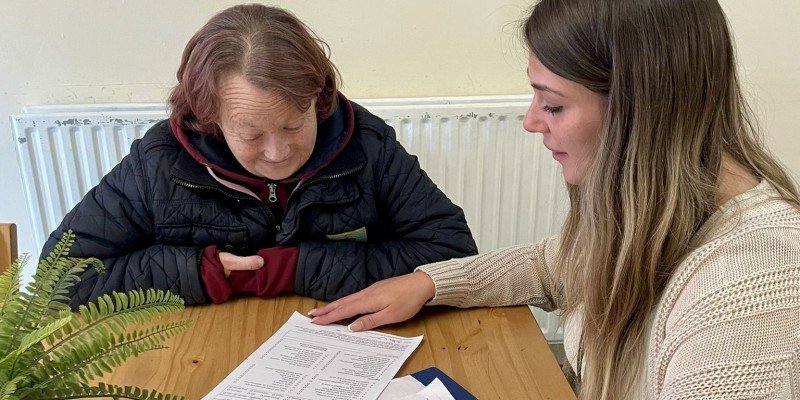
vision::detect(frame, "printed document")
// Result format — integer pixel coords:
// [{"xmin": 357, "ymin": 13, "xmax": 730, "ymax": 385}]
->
[{"xmin": 203, "ymin": 311, "xmax": 423, "ymax": 400}]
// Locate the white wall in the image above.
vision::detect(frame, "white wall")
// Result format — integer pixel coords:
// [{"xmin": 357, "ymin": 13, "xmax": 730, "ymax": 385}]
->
[
  {"xmin": 1, "ymin": 0, "xmax": 799, "ymax": 262},
  {"xmin": 721, "ymin": 1, "xmax": 800, "ymax": 175}
]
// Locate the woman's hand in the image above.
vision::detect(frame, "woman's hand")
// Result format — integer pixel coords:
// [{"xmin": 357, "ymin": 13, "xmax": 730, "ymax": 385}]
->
[
  {"xmin": 309, "ymin": 271, "xmax": 436, "ymax": 331},
  {"xmin": 219, "ymin": 251, "xmax": 264, "ymax": 277}
]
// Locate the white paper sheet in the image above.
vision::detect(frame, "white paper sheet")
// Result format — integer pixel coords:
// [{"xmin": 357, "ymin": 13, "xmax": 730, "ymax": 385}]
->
[
  {"xmin": 406, "ymin": 378, "xmax": 456, "ymax": 400},
  {"xmin": 377, "ymin": 375, "xmax": 425, "ymax": 399},
  {"xmin": 203, "ymin": 311, "xmax": 423, "ymax": 400},
  {"xmin": 378, "ymin": 377, "xmax": 456, "ymax": 400}
]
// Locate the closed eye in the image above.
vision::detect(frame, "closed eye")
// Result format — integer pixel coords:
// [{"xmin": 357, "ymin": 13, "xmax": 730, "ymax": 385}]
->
[
  {"xmin": 239, "ymin": 134, "xmax": 262, "ymax": 142},
  {"xmin": 542, "ymin": 105, "xmax": 563, "ymax": 115}
]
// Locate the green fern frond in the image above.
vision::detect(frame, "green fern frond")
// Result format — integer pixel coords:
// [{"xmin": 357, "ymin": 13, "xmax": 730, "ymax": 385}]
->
[
  {"xmin": 5, "ymin": 232, "xmax": 101, "ymax": 353},
  {"xmin": 46, "ymin": 258, "xmax": 103, "ymax": 315},
  {"xmin": 42, "ymin": 232, "xmax": 72, "ymax": 267},
  {"xmin": 80, "ymin": 289, "xmax": 185, "ymax": 327},
  {"xmin": 28, "ymin": 256, "xmax": 102, "ymax": 319},
  {"xmin": 0, "ymin": 313, "xmax": 71, "ymax": 374},
  {"xmin": 35, "ymin": 289, "xmax": 185, "ymax": 367},
  {"xmin": 30, "ymin": 320, "xmax": 189, "ymax": 388},
  {"xmin": 80, "ymin": 289, "xmax": 184, "ymax": 340},
  {"xmin": 0, "ymin": 233, "xmax": 190, "ymax": 399},
  {"xmin": 0, "ymin": 374, "xmax": 26, "ymax": 400},
  {"xmin": 0, "ymin": 254, "xmax": 25, "ymax": 317},
  {"xmin": 0, "ymin": 255, "xmax": 27, "ymax": 358},
  {"xmin": 34, "ymin": 382, "xmax": 184, "ymax": 400}
]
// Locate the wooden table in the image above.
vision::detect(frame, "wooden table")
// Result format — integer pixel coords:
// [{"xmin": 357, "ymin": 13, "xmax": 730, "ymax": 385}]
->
[{"xmin": 100, "ymin": 295, "xmax": 575, "ymax": 400}]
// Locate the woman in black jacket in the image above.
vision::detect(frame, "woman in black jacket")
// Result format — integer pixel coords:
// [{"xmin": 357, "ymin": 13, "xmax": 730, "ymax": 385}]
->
[{"xmin": 43, "ymin": 4, "xmax": 477, "ymax": 308}]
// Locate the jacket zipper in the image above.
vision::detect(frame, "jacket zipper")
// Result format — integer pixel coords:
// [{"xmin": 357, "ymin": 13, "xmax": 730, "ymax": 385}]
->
[
  {"xmin": 268, "ymin": 183, "xmax": 278, "ymax": 203},
  {"xmin": 171, "ymin": 176, "xmax": 277, "ymax": 228}
]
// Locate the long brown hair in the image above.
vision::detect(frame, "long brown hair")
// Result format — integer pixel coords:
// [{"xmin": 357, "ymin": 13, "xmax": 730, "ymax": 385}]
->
[
  {"xmin": 524, "ymin": 0, "xmax": 799, "ymax": 397},
  {"xmin": 169, "ymin": 4, "xmax": 340, "ymax": 134}
]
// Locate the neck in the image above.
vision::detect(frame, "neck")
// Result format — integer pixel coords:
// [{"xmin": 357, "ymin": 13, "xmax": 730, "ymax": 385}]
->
[{"xmin": 715, "ymin": 153, "xmax": 760, "ymax": 206}]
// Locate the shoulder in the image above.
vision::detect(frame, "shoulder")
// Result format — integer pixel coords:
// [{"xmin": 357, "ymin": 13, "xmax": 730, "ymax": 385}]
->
[
  {"xmin": 106, "ymin": 119, "xmax": 184, "ymax": 190},
  {"xmin": 339, "ymin": 100, "xmax": 411, "ymax": 171},
  {"xmin": 137, "ymin": 119, "xmax": 183, "ymax": 154},
  {"xmin": 660, "ymin": 198, "xmax": 800, "ymax": 318},
  {"xmin": 648, "ymin": 198, "xmax": 800, "ymax": 395},
  {"xmin": 657, "ymin": 197, "xmax": 800, "ymax": 327},
  {"xmin": 348, "ymin": 100, "xmax": 396, "ymax": 144},
  {"xmin": 121, "ymin": 119, "xmax": 184, "ymax": 171}
]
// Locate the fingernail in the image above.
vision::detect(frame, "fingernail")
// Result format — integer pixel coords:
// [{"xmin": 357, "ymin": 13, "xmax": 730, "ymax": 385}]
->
[
  {"xmin": 347, "ymin": 322, "xmax": 362, "ymax": 332},
  {"xmin": 311, "ymin": 317, "xmax": 318, "ymax": 323},
  {"xmin": 307, "ymin": 308, "xmax": 317, "ymax": 316}
]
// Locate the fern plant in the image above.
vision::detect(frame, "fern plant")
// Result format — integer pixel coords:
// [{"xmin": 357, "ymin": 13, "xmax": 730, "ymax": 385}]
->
[{"xmin": 0, "ymin": 230, "xmax": 190, "ymax": 399}]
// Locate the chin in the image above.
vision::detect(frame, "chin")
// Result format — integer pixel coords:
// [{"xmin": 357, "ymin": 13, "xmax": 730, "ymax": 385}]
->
[
  {"xmin": 260, "ymin": 166, "xmax": 301, "ymax": 180},
  {"xmin": 256, "ymin": 157, "xmax": 309, "ymax": 180},
  {"xmin": 561, "ymin": 168, "xmax": 581, "ymax": 186},
  {"xmin": 261, "ymin": 171, "xmax": 293, "ymax": 180}
]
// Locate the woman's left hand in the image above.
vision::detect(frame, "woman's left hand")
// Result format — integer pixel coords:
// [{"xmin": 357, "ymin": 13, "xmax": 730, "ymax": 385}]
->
[{"xmin": 309, "ymin": 271, "xmax": 436, "ymax": 331}]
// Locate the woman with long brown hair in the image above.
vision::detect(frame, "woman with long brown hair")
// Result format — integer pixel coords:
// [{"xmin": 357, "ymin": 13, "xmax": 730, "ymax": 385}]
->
[{"xmin": 310, "ymin": 0, "xmax": 800, "ymax": 398}]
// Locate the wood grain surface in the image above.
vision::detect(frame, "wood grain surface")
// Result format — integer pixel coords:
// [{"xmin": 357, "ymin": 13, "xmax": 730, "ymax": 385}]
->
[{"xmin": 98, "ymin": 295, "xmax": 575, "ymax": 400}]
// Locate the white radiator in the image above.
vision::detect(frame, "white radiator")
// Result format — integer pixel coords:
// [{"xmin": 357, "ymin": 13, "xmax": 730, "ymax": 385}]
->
[{"xmin": 11, "ymin": 95, "xmax": 567, "ymax": 341}]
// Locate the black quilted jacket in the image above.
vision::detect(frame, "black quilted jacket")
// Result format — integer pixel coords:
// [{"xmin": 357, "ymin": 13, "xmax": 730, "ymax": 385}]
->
[{"xmin": 42, "ymin": 100, "xmax": 477, "ymax": 307}]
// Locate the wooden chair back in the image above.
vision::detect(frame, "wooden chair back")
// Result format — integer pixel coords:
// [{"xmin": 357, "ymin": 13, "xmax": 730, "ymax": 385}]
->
[{"xmin": 0, "ymin": 223, "xmax": 18, "ymax": 274}]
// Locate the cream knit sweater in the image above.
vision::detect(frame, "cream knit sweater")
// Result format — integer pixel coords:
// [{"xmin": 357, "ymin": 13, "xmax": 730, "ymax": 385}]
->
[{"xmin": 418, "ymin": 181, "xmax": 800, "ymax": 399}]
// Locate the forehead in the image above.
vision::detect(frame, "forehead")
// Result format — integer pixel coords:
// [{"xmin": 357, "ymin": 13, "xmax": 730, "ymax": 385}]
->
[
  {"xmin": 527, "ymin": 54, "xmax": 599, "ymax": 100},
  {"xmin": 217, "ymin": 75, "xmax": 302, "ymax": 124}
]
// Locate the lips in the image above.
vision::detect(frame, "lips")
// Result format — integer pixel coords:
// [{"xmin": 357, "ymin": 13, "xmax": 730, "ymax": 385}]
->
[
  {"xmin": 262, "ymin": 157, "xmax": 292, "ymax": 166},
  {"xmin": 543, "ymin": 143, "xmax": 566, "ymax": 156},
  {"xmin": 543, "ymin": 143, "xmax": 567, "ymax": 162}
]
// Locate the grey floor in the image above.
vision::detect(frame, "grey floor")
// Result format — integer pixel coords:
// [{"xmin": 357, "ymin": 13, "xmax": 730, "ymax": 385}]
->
[
  {"xmin": 548, "ymin": 341, "xmax": 568, "ymax": 368},
  {"xmin": 547, "ymin": 341, "xmax": 578, "ymax": 394}
]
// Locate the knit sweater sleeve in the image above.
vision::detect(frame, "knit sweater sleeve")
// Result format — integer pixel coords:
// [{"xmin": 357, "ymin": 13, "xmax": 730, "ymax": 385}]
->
[{"xmin": 416, "ymin": 235, "xmax": 562, "ymax": 311}]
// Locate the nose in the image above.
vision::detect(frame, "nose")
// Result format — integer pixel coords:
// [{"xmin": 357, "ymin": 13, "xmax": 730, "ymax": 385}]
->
[
  {"xmin": 262, "ymin": 135, "xmax": 291, "ymax": 162},
  {"xmin": 522, "ymin": 100, "xmax": 548, "ymax": 134}
]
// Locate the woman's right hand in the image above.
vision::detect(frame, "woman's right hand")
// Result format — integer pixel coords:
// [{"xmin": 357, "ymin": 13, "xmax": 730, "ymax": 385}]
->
[
  {"xmin": 309, "ymin": 271, "xmax": 436, "ymax": 332},
  {"xmin": 219, "ymin": 251, "xmax": 264, "ymax": 277}
]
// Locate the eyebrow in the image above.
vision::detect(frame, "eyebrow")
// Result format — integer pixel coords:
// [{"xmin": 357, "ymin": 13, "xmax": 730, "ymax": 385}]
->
[
  {"xmin": 531, "ymin": 83, "xmax": 565, "ymax": 97},
  {"xmin": 526, "ymin": 67, "xmax": 566, "ymax": 97},
  {"xmin": 231, "ymin": 117, "xmax": 257, "ymax": 129}
]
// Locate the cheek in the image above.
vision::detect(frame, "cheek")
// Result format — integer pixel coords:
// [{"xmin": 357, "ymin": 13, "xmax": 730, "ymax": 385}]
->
[
  {"xmin": 293, "ymin": 128, "xmax": 317, "ymax": 153},
  {"xmin": 227, "ymin": 142, "xmax": 260, "ymax": 164},
  {"xmin": 565, "ymin": 119, "xmax": 602, "ymax": 159},
  {"xmin": 584, "ymin": 123, "xmax": 603, "ymax": 158},
  {"xmin": 577, "ymin": 131, "xmax": 600, "ymax": 159}
]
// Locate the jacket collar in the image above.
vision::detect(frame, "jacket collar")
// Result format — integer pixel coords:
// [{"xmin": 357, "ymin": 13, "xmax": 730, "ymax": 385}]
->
[{"xmin": 170, "ymin": 93, "xmax": 356, "ymax": 188}]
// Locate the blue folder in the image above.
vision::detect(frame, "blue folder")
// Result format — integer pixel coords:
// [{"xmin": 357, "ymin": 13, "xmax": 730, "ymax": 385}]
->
[{"xmin": 409, "ymin": 367, "xmax": 477, "ymax": 400}]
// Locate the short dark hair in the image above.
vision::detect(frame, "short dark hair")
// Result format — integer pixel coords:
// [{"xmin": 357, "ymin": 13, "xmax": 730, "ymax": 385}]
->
[{"xmin": 169, "ymin": 4, "xmax": 340, "ymax": 133}]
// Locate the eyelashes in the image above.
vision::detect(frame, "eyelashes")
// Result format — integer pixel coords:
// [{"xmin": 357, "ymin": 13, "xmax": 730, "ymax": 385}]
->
[
  {"xmin": 239, "ymin": 134, "xmax": 262, "ymax": 142},
  {"xmin": 284, "ymin": 126, "xmax": 303, "ymax": 133},
  {"xmin": 542, "ymin": 105, "xmax": 563, "ymax": 115}
]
